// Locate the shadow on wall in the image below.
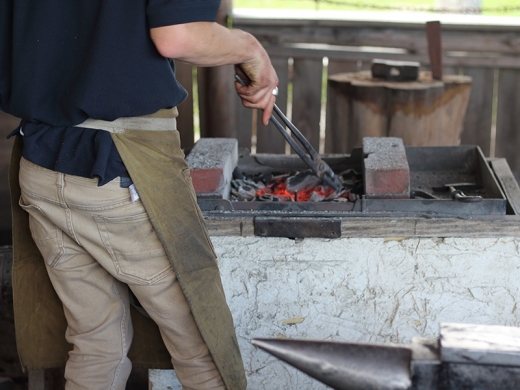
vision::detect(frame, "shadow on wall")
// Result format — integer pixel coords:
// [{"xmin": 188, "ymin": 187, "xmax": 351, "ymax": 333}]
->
[{"xmin": 0, "ymin": 111, "xmax": 20, "ymax": 245}]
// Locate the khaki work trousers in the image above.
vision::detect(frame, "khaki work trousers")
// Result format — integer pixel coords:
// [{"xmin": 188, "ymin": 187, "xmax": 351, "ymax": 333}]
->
[{"xmin": 18, "ymin": 157, "xmax": 225, "ymax": 390}]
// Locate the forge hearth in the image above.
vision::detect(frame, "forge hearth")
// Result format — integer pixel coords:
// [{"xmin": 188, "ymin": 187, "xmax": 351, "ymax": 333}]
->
[
  {"xmin": 188, "ymin": 142, "xmax": 520, "ymax": 390},
  {"xmin": 188, "ymin": 138, "xmax": 506, "ymax": 213}
]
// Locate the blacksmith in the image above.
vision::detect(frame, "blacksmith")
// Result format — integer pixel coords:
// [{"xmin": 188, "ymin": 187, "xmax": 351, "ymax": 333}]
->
[{"xmin": 0, "ymin": 0, "xmax": 278, "ymax": 388}]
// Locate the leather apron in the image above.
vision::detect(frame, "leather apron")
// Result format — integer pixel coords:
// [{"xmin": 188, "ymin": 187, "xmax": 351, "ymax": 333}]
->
[{"xmin": 9, "ymin": 109, "xmax": 247, "ymax": 389}]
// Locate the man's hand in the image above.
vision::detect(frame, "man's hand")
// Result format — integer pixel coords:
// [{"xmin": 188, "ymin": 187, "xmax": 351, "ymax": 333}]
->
[
  {"xmin": 150, "ymin": 22, "xmax": 278, "ymax": 125},
  {"xmin": 234, "ymin": 62, "xmax": 277, "ymax": 126}
]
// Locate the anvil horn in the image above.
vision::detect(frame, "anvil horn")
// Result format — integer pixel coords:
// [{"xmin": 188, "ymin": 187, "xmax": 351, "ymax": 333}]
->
[{"xmin": 251, "ymin": 338, "xmax": 413, "ymax": 390}]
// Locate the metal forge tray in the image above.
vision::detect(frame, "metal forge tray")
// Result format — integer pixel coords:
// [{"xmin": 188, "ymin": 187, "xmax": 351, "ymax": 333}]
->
[{"xmin": 198, "ymin": 145, "xmax": 507, "ymax": 218}]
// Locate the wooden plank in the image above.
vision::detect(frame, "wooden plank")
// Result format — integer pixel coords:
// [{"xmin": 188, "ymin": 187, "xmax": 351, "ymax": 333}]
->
[
  {"xmin": 490, "ymin": 158, "xmax": 520, "ymax": 215},
  {"xmin": 413, "ymin": 217, "xmax": 520, "ymax": 237},
  {"xmin": 205, "ymin": 218, "xmax": 255, "ymax": 236},
  {"xmin": 325, "ymin": 60, "xmax": 361, "ymax": 153},
  {"xmin": 341, "ymin": 218, "xmax": 418, "ymax": 238},
  {"xmin": 205, "ymin": 216, "xmax": 520, "ymax": 238},
  {"xmin": 197, "ymin": 0, "xmax": 236, "ymax": 140},
  {"xmin": 460, "ymin": 67, "xmax": 494, "ymax": 156},
  {"xmin": 495, "ymin": 69, "xmax": 520, "ymax": 181},
  {"xmin": 233, "ymin": 20, "xmax": 520, "ymax": 56},
  {"xmin": 234, "ymin": 92, "xmax": 252, "ymax": 151},
  {"xmin": 263, "ymin": 46, "xmax": 520, "ymax": 70},
  {"xmin": 256, "ymin": 56, "xmax": 289, "ymax": 154},
  {"xmin": 233, "ymin": 9, "xmax": 520, "ymax": 32},
  {"xmin": 175, "ymin": 62, "xmax": 195, "ymax": 149},
  {"xmin": 198, "ymin": 64, "xmax": 237, "ymax": 139},
  {"xmin": 291, "ymin": 58, "xmax": 324, "ymax": 152}
]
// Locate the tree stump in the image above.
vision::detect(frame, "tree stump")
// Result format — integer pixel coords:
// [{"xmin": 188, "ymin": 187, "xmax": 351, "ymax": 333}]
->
[{"xmin": 325, "ymin": 71, "xmax": 472, "ymax": 153}]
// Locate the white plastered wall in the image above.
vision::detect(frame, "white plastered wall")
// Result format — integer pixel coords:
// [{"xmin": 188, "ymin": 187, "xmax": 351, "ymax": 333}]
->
[{"xmin": 212, "ymin": 236, "xmax": 520, "ymax": 389}]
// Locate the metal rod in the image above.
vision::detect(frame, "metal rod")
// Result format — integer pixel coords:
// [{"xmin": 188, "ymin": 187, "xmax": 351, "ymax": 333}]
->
[
  {"xmin": 269, "ymin": 115, "xmax": 320, "ymax": 176},
  {"xmin": 272, "ymin": 105, "xmax": 320, "ymax": 161}
]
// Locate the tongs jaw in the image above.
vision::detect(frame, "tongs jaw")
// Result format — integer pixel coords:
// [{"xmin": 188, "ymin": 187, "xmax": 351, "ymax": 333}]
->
[
  {"xmin": 235, "ymin": 74, "xmax": 343, "ymax": 193},
  {"xmin": 270, "ymin": 105, "xmax": 342, "ymax": 192}
]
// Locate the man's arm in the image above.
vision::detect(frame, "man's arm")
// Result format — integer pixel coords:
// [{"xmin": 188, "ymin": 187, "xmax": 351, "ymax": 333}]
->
[{"xmin": 150, "ymin": 21, "xmax": 278, "ymax": 125}]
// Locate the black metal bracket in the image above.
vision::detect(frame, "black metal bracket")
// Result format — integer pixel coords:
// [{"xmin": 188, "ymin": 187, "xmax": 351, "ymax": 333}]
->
[{"xmin": 254, "ymin": 217, "xmax": 341, "ymax": 239}]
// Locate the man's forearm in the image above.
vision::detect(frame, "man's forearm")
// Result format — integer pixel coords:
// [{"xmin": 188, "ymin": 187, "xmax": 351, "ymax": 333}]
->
[
  {"xmin": 150, "ymin": 22, "xmax": 266, "ymax": 68},
  {"xmin": 150, "ymin": 21, "xmax": 278, "ymax": 125}
]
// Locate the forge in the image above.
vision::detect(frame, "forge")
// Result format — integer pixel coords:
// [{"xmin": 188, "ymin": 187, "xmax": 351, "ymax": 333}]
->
[
  {"xmin": 187, "ymin": 137, "xmax": 510, "ymax": 239},
  {"xmin": 181, "ymin": 136, "xmax": 520, "ymax": 389}
]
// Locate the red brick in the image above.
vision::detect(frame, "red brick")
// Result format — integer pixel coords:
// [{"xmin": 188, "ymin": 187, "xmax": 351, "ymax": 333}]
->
[
  {"xmin": 363, "ymin": 137, "xmax": 410, "ymax": 199},
  {"xmin": 186, "ymin": 138, "xmax": 238, "ymax": 199}
]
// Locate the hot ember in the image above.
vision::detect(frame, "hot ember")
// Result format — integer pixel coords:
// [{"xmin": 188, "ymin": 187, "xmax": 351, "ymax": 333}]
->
[{"xmin": 231, "ymin": 168, "xmax": 362, "ymax": 203}]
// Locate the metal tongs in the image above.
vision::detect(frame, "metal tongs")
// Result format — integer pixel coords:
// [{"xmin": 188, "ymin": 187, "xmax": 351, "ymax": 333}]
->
[{"xmin": 235, "ymin": 74, "xmax": 343, "ymax": 192}]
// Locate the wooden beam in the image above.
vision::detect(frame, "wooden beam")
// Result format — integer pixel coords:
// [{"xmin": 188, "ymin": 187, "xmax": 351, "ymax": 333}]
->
[
  {"xmin": 205, "ymin": 215, "xmax": 520, "ymax": 238},
  {"xmin": 460, "ymin": 67, "xmax": 494, "ymax": 156},
  {"xmin": 232, "ymin": 21, "xmax": 520, "ymax": 57},
  {"xmin": 495, "ymin": 69, "xmax": 520, "ymax": 179},
  {"xmin": 198, "ymin": 0, "xmax": 237, "ymax": 141},
  {"xmin": 291, "ymin": 58, "xmax": 324, "ymax": 152},
  {"xmin": 256, "ymin": 57, "xmax": 289, "ymax": 154},
  {"xmin": 264, "ymin": 46, "xmax": 520, "ymax": 70},
  {"xmin": 490, "ymin": 158, "xmax": 520, "ymax": 215}
]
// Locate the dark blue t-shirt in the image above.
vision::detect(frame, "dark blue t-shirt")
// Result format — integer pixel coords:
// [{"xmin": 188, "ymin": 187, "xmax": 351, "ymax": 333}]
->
[{"xmin": 1, "ymin": 0, "xmax": 220, "ymax": 185}]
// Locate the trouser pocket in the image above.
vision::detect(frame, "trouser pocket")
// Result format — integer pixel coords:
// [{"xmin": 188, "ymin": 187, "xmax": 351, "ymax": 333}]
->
[
  {"xmin": 94, "ymin": 212, "xmax": 174, "ymax": 285},
  {"xmin": 19, "ymin": 198, "xmax": 65, "ymax": 268}
]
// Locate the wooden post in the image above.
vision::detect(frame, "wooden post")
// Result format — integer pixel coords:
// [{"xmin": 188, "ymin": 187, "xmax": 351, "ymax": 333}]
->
[
  {"xmin": 426, "ymin": 21, "xmax": 443, "ymax": 81},
  {"xmin": 197, "ymin": 0, "xmax": 238, "ymax": 140},
  {"xmin": 326, "ymin": 71, "xmax": 472, "ymax": 152}
]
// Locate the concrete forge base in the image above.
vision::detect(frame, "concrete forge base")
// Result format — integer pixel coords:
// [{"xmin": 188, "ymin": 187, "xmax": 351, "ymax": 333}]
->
[{"xmin": 212, "ymin": 236, "xmax": 520, "ymax": 390}]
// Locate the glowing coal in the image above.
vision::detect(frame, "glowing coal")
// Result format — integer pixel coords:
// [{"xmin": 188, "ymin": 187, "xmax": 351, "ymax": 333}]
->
[{"xmin": 231, "ymin": 168, "xmax": 362, "ymax": 203}]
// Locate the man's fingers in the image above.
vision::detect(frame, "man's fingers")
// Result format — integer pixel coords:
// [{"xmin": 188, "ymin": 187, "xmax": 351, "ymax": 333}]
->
[
  {"xmin": 262, "ymin": 95, "xmax": 276, "ymax": 126},
  {"xmin": 237, "ymin": 86, "xmax": 273, "ymax": 107}
]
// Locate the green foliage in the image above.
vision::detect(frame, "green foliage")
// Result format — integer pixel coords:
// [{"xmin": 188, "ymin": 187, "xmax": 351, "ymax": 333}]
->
[{"xmin": 233, "ymin": 0, "xmax": 520, "ymax": 16}]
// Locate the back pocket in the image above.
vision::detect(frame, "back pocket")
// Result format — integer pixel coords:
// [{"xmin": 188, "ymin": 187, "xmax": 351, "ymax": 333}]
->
[{"xmin": 94, "ymin": 212, "xmax": 173, "ymax": 285}]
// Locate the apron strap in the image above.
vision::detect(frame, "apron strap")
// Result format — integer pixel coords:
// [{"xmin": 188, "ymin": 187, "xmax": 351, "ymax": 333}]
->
[{"xmin": 74, "ymin": 107, "xmax": 178, "ymax": 133}]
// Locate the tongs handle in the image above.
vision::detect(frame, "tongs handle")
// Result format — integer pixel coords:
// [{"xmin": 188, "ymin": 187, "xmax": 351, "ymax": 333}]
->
[
  {"xmin": 234, "ymin": 72, "xmax": 342, "ymax": 191},
  {"xmin": 234, "ymin": 73, "xmax": 319, "ymax": 173},
  {"xmin": 271, "ymin": 105, "xmax": 321, "ymax": 162},
  {"xmin": 268, "ymin": 107, "xmax": 321, "ymax": 177}
]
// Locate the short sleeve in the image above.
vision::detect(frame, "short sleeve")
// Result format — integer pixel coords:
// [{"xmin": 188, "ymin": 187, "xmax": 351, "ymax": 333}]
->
[{"xmin": 147, "ymin": 0, "xmax": 221, "ymax": 28}]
